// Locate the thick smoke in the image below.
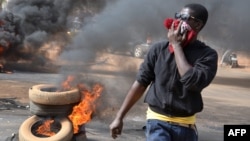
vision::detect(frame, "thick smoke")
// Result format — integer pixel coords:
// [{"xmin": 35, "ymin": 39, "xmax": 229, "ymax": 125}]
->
[
  {"xmin": 0, "ymin": 0, "xmax": 74, "ymax": 63},
  {"xmin": 1, "ymin": 0, "xmax": 250, "ymax": 68},
  {"xmin": 60, "ymin": 0, "xmax": 174, "ymax": 63},
  {"xmin": 202, "ymin": 0, "xmax": 250, "ymax": 52},
  {"xmin": 57, "ymin": 0, "xmax": 250, "ymax": 66}
]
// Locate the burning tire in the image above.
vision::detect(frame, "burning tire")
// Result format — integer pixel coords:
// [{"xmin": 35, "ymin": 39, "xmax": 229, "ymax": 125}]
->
[
  {"xmin": 29, "ymin": 101, "xmax": 76, "ymax": 117},
  {"xmin": 19, "ymin": 115, "xmax": 73, "ymax": 141},
  {"xmin": 29, "ymin": 84, "xmax": 81, "ymax": 105}
]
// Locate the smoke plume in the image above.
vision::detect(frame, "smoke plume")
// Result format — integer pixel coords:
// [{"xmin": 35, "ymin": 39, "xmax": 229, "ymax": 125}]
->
[{"xmin": 1, "ymin": 0, "xmax": 249, "ymax": 69}]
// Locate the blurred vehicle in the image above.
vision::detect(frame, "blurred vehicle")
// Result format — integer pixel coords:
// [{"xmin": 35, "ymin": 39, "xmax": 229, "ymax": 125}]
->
[
  {"xmin": 132, "ymin": 37, "xmax": 152, "ymax": 58},
  {"xmin": 220, "ymin": 50, "xmax": 239, "ymax": 68},
  {"xmin": 106, "ymin": 41, "xmax": 142, "ymax": 56},
  {"xmin": 67, "ymin": 17, "xmax": 82, "ymax": 37},
  {"xmin": 132, "ymin": 42, "xmax": 151, "ymax": 58},
  {"xmin": 228, "ymin": 53, "xmax": 238, "ymax": 68},
  {"xmin": 106, "ymin": 36, "xmax": 155, "ymax": 58}
]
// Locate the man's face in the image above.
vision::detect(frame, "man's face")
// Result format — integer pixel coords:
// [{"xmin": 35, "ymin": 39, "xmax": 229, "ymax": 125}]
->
[{"xmin": 175, "ymin": 8, "xmax": 203, "ymax": 31}]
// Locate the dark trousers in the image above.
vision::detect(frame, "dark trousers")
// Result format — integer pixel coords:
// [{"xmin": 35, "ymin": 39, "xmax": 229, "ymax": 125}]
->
[{"xmin": 145, "ymin": 119, "xmax": 198, "ymax": 141}]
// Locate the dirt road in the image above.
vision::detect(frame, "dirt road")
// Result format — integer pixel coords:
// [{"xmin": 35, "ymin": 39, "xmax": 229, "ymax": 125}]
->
[{"xmin": 0, "ymin": 53, "xmax": 250, "ymax": 141}]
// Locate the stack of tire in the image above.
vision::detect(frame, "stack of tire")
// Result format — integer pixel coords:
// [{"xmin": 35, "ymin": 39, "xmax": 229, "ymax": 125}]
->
[{"xmin": 18, "ymin": 84, "xmax": 81, "ymax": 141}]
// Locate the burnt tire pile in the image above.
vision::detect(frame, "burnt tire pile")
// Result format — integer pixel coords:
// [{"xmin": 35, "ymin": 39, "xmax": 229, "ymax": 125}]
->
[{"xmin": 19, "ymin": 84, "xmax": 81, "ymax": 141}]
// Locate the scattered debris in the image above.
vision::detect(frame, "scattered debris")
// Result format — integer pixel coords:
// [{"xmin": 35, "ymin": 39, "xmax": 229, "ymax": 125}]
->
[
  {"xmin": 4, "ymin": 133, "xmax": 18, "ymax": 141},
  {"xmin": 0, "ymin": 98, "xmax": 28, "ymax": 110},
  {"xmin": 0, "ymin": 64, "xmax": 13, "ymax": 74}
]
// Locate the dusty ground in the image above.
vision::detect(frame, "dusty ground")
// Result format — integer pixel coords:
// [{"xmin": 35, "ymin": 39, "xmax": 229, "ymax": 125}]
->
[{"xmin": 0, "ymin": 52, "xmax": 250, "ymax": 141}]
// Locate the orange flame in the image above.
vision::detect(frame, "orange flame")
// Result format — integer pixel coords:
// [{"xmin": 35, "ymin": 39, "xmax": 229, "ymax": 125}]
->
[
  {"xmin": 60, "ymin": 75, "xmax": 75, "ymax": 91},
  {"xmin": 36, "ymin": 119, "xmax": 55, "ymax": 136},
  {"xmin": 35, "ymin": 75, "xmax": 103, "ymax": 136},
  {"xmin": 69, "ymin": 83, "xmax": 103, "ymax": 134}
]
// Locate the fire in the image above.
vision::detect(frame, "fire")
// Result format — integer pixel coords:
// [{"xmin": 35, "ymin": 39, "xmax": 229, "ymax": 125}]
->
[
  {"xmin": 36, "ymin": 119, "xmax": 55, "ymax": 137},
  {"xmin": 69, "ymin": 83, "xmax": 103, "ymax": 134},
  {"xmin": 36, "ymin": 75, "xmax": 104, "ymax": 136},
  {"xmin": 60, "ymin": 75, "xmax": 75, "ymax": 91}
]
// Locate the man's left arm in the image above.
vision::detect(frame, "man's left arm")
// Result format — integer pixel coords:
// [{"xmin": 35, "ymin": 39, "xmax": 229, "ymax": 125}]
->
[{"xmin": 180, "ymin": 49, "xmax": 218, "ymax": 90}]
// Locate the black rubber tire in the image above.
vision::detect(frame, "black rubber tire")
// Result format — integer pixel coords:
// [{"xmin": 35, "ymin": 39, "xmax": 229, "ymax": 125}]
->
[
  {"xmin": 29, "ymin": 84, "xmax": 81, "ymax": 105},
  {"xmin": 29, "ymin": 101, "xmax": 76, "ymax": 117},
  {"xmin": 19, "ymin": 115, "xmax": 73, "ymax": 141}
]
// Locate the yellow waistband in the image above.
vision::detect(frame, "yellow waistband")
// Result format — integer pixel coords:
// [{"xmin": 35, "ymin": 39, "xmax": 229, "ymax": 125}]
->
[{"xmin": 146, "ymin": 107, "xmax": 196, "ymax": 124}]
